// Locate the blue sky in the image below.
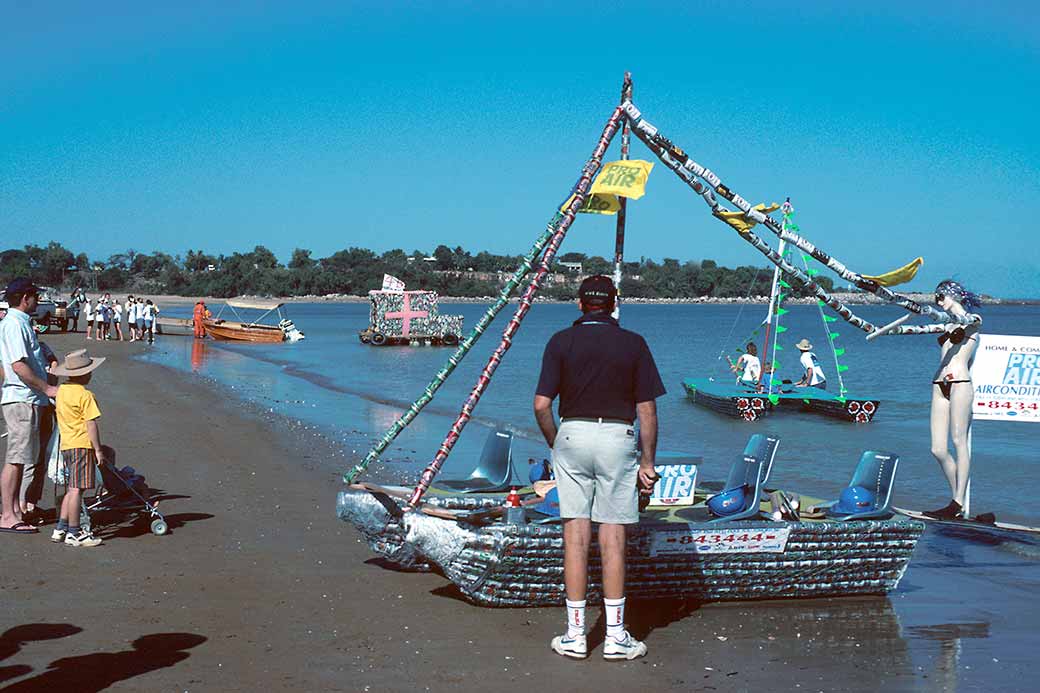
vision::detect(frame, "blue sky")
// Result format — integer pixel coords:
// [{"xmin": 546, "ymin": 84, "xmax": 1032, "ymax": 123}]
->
[{"xmin": 2, "ymin": 1, "xmax": 1038, "ymax": 296}]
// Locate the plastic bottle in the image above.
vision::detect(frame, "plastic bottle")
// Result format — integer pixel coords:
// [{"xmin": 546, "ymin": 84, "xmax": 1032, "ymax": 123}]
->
[{"xmin": 504, "ymin": 487, "xmax": 526, "ymax": 525}]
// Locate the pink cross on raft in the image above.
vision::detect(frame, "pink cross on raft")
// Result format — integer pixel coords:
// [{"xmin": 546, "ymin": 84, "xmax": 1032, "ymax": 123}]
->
[{"xmin": 385, "ymin": 291, "xmax": 428, "ymax": 336}]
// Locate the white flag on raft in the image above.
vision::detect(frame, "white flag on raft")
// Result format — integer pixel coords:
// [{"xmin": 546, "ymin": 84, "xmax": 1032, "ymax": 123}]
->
[{"xmin": 381, "ymin": 274, "xmax": 406, "ymax": 292}]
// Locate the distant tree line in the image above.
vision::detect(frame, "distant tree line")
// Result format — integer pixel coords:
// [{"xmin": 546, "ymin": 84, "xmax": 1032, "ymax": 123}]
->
[{"xmin": 0, "ymin": 242, "xmax": 832, "ymax": 300}]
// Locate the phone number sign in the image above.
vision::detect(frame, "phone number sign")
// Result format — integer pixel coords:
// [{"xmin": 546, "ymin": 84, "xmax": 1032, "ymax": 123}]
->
[
  {"xmin": 972, "ymin": 335, "xmax": 1040, "ymax": 423},
  {"xmin": 650, "ymin": 527, "xmax": 791, "ymax": 556}
]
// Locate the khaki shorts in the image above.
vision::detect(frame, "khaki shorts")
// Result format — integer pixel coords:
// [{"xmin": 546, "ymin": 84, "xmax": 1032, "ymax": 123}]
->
[
  {"xmin": 2, "ymin": 402, "xmax": 41, "ymax": 469},
  {"xmin": 552, "ymin": 420, "xmax": 639, "ymax": 524}
]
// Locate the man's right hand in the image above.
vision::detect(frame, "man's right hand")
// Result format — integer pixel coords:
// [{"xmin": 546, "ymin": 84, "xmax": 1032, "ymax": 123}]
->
[
  {"xmin": 45, "ymin": 384, "xmax": 58, "ymax": 399},
  {"xmin": 638, "ymin": 461, "xmax": 659, "ymax": 495}
]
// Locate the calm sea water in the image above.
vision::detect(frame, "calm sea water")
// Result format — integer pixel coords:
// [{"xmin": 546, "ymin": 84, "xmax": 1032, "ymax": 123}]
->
[
  {"xmin": 142, "ymin": 300, "xmax": 1040, "ymax": 685},
  {"xmin": 146, "ymin": 301, "xmax": 1039, "ymax": 524}
]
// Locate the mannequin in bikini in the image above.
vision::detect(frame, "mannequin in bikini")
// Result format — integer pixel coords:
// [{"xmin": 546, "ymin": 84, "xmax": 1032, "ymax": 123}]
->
[{"xmin": 925, "ymin": 279, "xmax": 982, "ymax": 520}]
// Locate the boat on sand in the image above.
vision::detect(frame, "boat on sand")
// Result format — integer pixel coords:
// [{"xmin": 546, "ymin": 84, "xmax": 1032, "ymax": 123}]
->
[{"xmin": 338, "ymin": 434, "xmax": 923, "ymax": 607}]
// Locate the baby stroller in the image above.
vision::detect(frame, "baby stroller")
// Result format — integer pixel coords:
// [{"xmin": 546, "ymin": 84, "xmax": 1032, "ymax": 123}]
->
[
  {"xmin": 86, "ymin": 462, "xmax": 168, "ymax": 535},
  {"xmin": 45, "ymin": 429, "xmax": 169, "ymax": 536},
  {"xmin": 81, "ymin": 447, "xmax": 168, "ymax": 536}
]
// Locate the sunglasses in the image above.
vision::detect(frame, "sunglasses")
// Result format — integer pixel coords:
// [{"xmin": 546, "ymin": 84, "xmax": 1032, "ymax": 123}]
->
[{"xmin": 934, "ymin": 293, "xmax": 946, "ymax": 306}]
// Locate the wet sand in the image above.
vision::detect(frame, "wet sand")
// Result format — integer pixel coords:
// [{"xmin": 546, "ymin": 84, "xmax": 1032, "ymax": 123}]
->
[{"xmin": 0, "ymin": 331, "xmax": 1027, "ymax": 691}]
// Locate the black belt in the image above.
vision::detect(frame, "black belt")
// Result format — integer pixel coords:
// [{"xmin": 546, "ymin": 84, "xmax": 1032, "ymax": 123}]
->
[{"xmin": 561, "ymin": 417, "xmax": 633, "ymax": 425}]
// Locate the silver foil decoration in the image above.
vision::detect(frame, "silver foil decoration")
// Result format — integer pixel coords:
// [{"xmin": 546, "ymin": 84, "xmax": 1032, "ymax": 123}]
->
[{"xmin": 338, "ymin": 489, "xmax": 924, "ymax": 607}]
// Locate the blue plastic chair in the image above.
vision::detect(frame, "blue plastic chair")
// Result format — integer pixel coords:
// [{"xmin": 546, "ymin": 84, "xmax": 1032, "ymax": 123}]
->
[
  {"xmin": 707, "ymin": 433, "xmax": 781, "ymax": 523},
  {"xmin": 826, "ymin": 450, "xmax": 899, "ymax": 520},
  {"xmin": 434, "ymin": 429, "xmax": 515, "ymax": 493}
]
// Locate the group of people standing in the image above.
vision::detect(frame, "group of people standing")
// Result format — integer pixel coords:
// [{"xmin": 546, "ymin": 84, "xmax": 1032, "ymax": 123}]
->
[
  {"xmin": 69, "ymin": 289, "xmax": 160, "ymax": 344},
  {"xmin": 1, "ymin": 279, "xmax": 108, "ymax": 547}
]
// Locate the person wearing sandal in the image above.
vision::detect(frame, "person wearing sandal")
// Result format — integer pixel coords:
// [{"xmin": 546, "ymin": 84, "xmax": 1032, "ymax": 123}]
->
[{"xmin": 1, "ymin": 278, "xmax": 59, "ymax": 534}]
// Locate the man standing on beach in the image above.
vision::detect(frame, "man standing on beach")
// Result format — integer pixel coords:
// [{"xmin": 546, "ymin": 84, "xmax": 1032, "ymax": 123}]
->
[
  {"xmin": 0, "ymin": 278, "xmax": 59, "ymax": 533},
  {"xmin": 533, "ymin": 275, "xmax": 665, "ymax": 661}
]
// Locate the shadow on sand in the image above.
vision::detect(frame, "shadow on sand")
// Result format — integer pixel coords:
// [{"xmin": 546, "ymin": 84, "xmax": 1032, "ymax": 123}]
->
[{"xmin": 1, "ymin": 629, "xmax": 206, "ymax": 692}]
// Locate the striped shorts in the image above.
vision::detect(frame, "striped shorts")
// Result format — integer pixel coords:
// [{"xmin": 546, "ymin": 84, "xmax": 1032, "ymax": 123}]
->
[{"xmin": 61, "ymin": 448, "xmax": 98, "ymax": 489}]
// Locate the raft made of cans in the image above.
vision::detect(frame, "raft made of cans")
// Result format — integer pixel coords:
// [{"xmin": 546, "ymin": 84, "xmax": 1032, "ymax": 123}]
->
[
  {"xmin": 337, "ymin": 484, "xmax": 922, "ymax": 608},
  {"xmin": 359, "ymin": 289, "xmax": 464, "ymax": 347},
  {"xmin": 682, "ymin": 378, "xmax": 880, "ymax": 423}
]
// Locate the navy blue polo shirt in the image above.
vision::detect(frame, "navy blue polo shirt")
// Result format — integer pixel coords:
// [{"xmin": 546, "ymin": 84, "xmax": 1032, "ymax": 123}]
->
[{"xmin": 535, "ymin": 312, "xmax": 666, "ymax": 422}]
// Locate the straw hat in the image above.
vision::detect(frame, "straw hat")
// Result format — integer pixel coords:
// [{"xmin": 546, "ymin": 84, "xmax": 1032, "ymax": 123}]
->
[
  {"xmin": 795, "ymin": 338, "xmax": 813, "ymax": 351},
  {"xmin": 51, "ymin": 349, "xmax": 106, "ymax": 376}
]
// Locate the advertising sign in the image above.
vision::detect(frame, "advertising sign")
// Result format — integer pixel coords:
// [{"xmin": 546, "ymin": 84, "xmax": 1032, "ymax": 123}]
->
[
  {"xmin": 648, "ymin": 464, "xmax": 698, "ymax": 506},
  {"xmin": 972, "ymin": 334, "xmax": 1040, "ymax": 422},
  {"xmin": 650, "ymin": 527, "xmax": 791, "ymax": 556}
]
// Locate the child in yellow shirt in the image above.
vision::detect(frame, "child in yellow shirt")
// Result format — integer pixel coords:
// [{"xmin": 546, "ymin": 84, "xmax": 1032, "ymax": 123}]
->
[{"xmin": 53, "ymin": 349, "xmax": 108, "ymax": 547}]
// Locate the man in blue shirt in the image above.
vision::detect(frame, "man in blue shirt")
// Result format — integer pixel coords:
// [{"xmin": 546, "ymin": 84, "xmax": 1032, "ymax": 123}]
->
[
  {"xmin": 1, "ymin": 278, "xmax": 58, "ymax": 533},
  {"xmin": 534, "ymin": 275, "xmax": 666, "ymax": 661}
]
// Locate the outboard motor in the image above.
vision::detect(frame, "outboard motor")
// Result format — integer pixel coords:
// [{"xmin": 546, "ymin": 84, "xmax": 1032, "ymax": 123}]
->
[{"xmin": 279, "ymin": 318, "xmax": 306, "ymax": 342}]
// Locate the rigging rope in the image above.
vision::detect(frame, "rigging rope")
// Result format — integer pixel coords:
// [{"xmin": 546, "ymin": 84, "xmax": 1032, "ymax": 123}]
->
[{"xmin": 713, "ymin": 265, "xmax": 764, "ymax": 380}]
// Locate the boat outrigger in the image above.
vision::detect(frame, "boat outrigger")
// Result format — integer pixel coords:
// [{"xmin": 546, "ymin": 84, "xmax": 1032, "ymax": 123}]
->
[
  {"xmin": 335, "ymin": 74, "xmax": 947, "ymax": 608},
  {"xmin": 203, "ymin": 298, "xmax": 305, "ymax": 343}
]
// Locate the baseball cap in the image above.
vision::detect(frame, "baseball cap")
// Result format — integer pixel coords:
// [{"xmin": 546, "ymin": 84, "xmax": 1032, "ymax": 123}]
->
[
  {"xmin": 577, "ymin": 274, "xmax": 617, "ymax": 307},
  {"xmin": 4, "ymin": 278, "xmax": 40, "ymax": 301}
]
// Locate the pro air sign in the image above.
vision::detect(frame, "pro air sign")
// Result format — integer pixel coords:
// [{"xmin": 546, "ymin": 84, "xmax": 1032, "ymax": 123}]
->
[
  {"xmin": 971, "ymin": 335, "xmax": 1040, "ymax": 422},
  {"xmin": 648, "ymin": 464, "xmax": 698, "ymax": 506}
]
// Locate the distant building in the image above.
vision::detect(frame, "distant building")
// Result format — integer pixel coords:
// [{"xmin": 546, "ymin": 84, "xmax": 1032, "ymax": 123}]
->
[{"xmin": 558, "ymin": 261, "xmax": 583, "ymax": 273}]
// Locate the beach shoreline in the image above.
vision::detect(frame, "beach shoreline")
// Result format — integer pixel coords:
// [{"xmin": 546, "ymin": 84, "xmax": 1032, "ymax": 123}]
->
[
  {"xmin": 1, "ymin": 332, "xmax": 1030, "ymax": 691},
  {"xmin": 86, "ymin": 291, "xmax": 1032, "ymax": 309}
]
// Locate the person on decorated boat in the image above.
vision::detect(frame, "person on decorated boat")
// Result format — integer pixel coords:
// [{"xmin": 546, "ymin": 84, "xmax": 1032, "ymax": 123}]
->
[
  {"xmin": 924, "ymin": 280, "xmax": 982, "ymax": 520},
  {"xmin": 533, "ymin": 274, "xmax": 665, "ymax": 661},
  {"xmin": 795, "ymin": 338, "xmax": 827, "ymax": 390},
  {"xmin": 731, "ymin": 342, "xmax": 761, "ymax": 388}
]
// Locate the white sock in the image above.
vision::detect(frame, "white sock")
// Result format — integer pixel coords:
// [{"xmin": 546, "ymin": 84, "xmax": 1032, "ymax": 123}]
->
[
  {"xmin": 604, "ymin": 597, "xmax": 626, "ymax": 639},
  {"xmin": 565, "ymin": 599, "xmax": 586, "ymax": 638}
]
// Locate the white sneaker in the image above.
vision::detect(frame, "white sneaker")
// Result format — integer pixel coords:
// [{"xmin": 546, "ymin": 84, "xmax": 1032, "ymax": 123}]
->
[
  {"xmin": 603, "ymin": 631, "xmax": 647, "ymax": 660},
  {"xmin": 64, "ymin": 530, "xmax": 102, "ymax": 547},
  {"xmin": 550, "ymin": 633, "xmax": 587, "ymax": 659},
  {"xmin": 50, "ymin": 528, "xmax": 66, "ymax": 543}
]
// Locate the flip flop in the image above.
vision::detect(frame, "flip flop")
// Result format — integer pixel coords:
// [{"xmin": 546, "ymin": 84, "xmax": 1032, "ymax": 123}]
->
[{"xmin": 0, "ymin": 522, "xmax": 39, "ymax": 534}]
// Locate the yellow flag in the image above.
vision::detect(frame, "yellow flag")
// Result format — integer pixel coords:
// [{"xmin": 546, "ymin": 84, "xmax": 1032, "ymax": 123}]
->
[
  {"xmin": 863, "ymin": 257, "xmax": 924, "ymax": 287},
  {"xmin": 590, "ymin": 160, "xmax": 654, "ymax": 200},
  {"xmin": 713, "ymin": 202, "xmax": 781, "ymax": 234},
  {"xmin": 560, "ymin": 192, "xmax": 622, "ymax": 216}
]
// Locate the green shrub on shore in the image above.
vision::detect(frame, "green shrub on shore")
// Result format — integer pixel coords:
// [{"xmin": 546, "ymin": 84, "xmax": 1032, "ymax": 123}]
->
[{"xmin": 0, "ymin": 242, "xmax": 832, "ymax": 300}]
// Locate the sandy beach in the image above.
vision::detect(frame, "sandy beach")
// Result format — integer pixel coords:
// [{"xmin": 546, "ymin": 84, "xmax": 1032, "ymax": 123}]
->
[{"xmin": 0, "ymin": 331, "xmax": 1022, "ymax": 692}]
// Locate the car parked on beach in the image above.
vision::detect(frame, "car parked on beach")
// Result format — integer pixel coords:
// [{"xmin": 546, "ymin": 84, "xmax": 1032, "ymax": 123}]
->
[{"xmin": 31, "ymin": 291, "xmax": 59, "ymax": 326}]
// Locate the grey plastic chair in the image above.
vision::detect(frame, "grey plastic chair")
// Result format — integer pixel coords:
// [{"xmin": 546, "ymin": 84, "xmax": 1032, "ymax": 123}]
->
[
  {"xmin": 434, "ymin": 429, "xmax": 514, "ymax": 493},
  {"xmin": 826, "ymin": 450, "xmax": 899, "ymax": 520},
  {"xmin": 707, "ymin": 433, "xmax": 781, "ymax": 523}
]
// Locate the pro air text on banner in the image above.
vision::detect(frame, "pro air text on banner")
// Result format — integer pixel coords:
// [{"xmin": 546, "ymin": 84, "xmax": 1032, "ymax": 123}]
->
[
  {"xmin": 559, "ymin": 192, "xmax": 622, "ymax": 216},
  {"xmin": 648, "ymin": 464, "xmax": 698, "ymax": 506},
  {"xmin": 971, "ymin": 334, "xmax": 1040, "ymax": 422},
  {"xmin": 590, "ymin": 159, "xmax": 654, "ymax": 200}
]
